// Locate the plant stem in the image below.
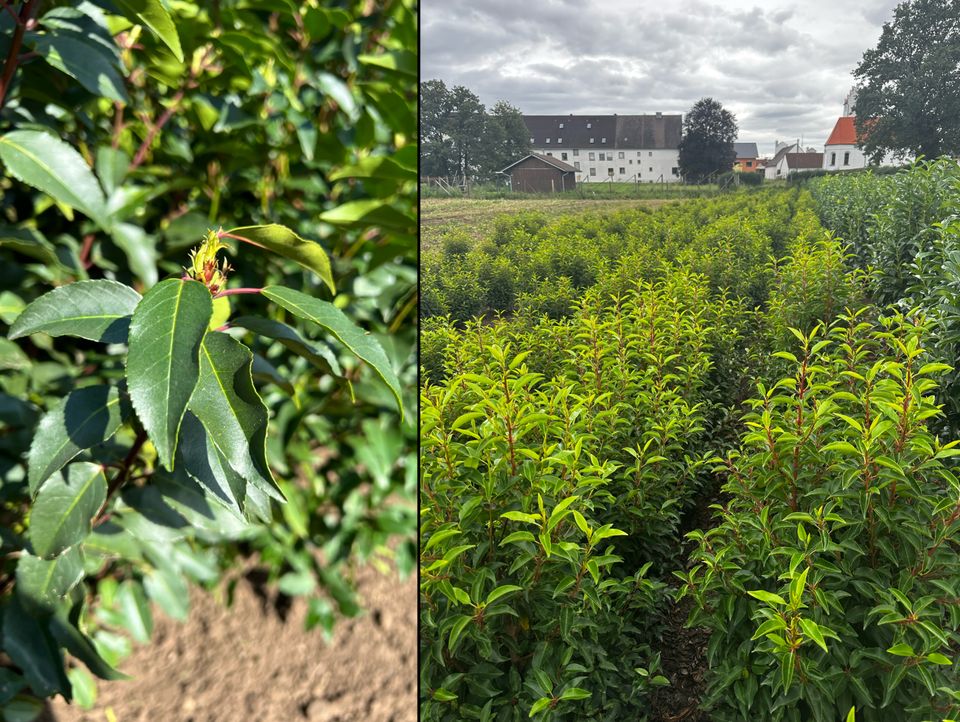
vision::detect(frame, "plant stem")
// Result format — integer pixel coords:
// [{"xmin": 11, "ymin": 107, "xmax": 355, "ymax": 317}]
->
[
  {"xmin": 212, "ymin": 287, "xmax": 262, "ymax": 299},
  {"xmin": 97, "ymin": 429, "xmax": 148, "ymax": 523},
  {"xmin": 79, "ymin": 233, "xmax": 95, "ymax": 268},
  {"xmin": 220, "ymin": 231, "xmax": 266, "ymax": 249},
  {"xmin": 128, "ymin": 88, "xmax": 184, "ymax": 171},
  {"xmin": 0, "ymin": 0, "xmax": 39, "ymax": 113}
]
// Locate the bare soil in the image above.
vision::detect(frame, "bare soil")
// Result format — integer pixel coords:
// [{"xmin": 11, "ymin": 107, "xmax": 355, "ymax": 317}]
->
[{"xmin": 44, "ymin": 563, "xmax": 416, "ymax": 722}]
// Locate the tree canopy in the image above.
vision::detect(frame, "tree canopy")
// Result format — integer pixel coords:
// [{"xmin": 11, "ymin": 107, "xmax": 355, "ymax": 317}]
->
[
  {"xmin": 419, "ymin": 79, "xmax": 530, "ymax": 181},
  {"xmin": 678, "ymin": 98, "xmax": 737, "ymax": 184},
  {"xmin": 853, "ymin": 0, "xmax": 960, "ymax": 160}
]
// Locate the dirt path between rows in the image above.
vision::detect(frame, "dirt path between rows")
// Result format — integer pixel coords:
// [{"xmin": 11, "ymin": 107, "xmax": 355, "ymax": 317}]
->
[{"xmin": 44, "ymin": 563, "xmax": 416, "ymax": 722}]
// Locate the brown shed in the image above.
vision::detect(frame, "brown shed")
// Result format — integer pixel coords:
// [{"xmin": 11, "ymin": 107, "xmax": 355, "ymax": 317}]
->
[{"xmin": 498, "ymin": 153, "xmax": 578, "ymax": 193}]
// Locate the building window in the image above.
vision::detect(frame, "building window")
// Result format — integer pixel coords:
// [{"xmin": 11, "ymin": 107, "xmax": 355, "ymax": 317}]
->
[
  {"xmin": 618, "ymin": 152, "xmax": 625, "ymax": 159},
  {"xmin": 587, "ymin": 122, "xmax": 592, "ymax": 128},
  {"xmin": 830, "ymin": 152, "xmax": 836, "ymax": 166},
  {"xmin": 746, "ymin": 161, "xmax": 753, "ymax": 167},
  {"xmin": 601, "ymin": 137, "xmax": 607, "ymax": 143},
  {"xmin": 590, "ymin": 167, "xmax": 596, "ymax": 176},
  {"xmin": 589, "ymin": 137, "xmax": 595, "ymax": 144},
  {"xmin": 588, "ymin": 152, "xmax": 595, "ymax": 160},
  {"xmin": 649, "ymin": 151, "xmax": 653, "ymax": 156},
  {"xmin": 844, "ymin": 152, "xmax": 850, "ymax": 165},
  {"xmin": 559, "ymin": 122, "xmax": 564, "ymax": 129},
  {"xmin": 574, "ymin": 161, "xmax": 581, "ymax": 170},
  {"xmin": 607, "ymin": 168, "xmax": 614, "ymax": 175},
  {"xmin": 572, "ymin": 149, "xmax": 579, "ymax": 156},
  {"xmin": 649, "ymin": 167, "xmax": 653, "ymax": 172},
  {"xmin": 619, "ymin": 167, "xmax": 625, "ymax": 174},
  {"xmin": 545, "ymin": 138, "xmax": 550, "ymax": 144},
  {"xmin": 637, "ymin": 151, "xmax": 642, "ymax": 157},
  {"xmin": 672, "ymin": 167, "xmax": 679, "ymax": 175},
  {"xmin": 629, "ymin": 160, "xmax": 633, "ymax": 164},
  {"xmin": 546, "ymin": 152, "xmax": 552, "ymax": 156},
  {"xmin": 557, "ymin": 138, "xmax": 562, "ymax": 144},
  {"xmin": 530, "ymin": 137, "xmax": 534, "ymax": 143},
  {"xmin": 561, "ymin": 152, "xmax": 568, "ymax": 160},
  {"xmin": 598, "ymin": 152, "xmax": 604, "ymax": 161}
]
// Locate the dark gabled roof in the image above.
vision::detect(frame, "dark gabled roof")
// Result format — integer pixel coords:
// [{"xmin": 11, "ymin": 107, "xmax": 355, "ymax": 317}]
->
[
  {"xmin": 734, "ymin": 142, "xmax": 759, "ymax": 158},
  {"xmin": 771, "ymin": 143, "xmax": 800, "ymax": 166},
  {"xmin": 522, "ymin": 114, "xmax": 681, "ymax": 150},
  {"xmin": 498, "ymin": 152, "xmax": 578, "ymax": 175},
  {"xmin": 785, "ymin": 152, "xmax": 824, "ymax": 169}
]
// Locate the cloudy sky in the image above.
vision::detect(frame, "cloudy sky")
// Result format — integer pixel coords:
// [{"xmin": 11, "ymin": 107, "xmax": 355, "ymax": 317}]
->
[{"xmin": 421, "ymin": 0, "xmax": 902, "ymax": 155}]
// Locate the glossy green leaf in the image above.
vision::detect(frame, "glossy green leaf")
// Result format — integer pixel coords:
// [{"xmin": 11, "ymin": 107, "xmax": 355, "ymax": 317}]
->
[
  {"xmin": 49, "ymin": 613, "xmax": 129, "ymax": 681},
  {"xmin": 27, "ymin": 385, "xmax": 125, "ymax": 495},
  {"xmin": 799, "ymin": 618, "xmax": 829, "ymax": 653},
  {"xmin": 126, "ymin": 279, "xmax": 212, "ymax": 470},
  {"xmin": 9, "ymin": 280, "xmax": 140, "ymax": 343},
  {"xmin": 0, "ymin": 131, "xmax": 108, "ymax": 228},
  {"xmin": 232, "ymin": 316, "xmax": 342, "ymax": 376},
  {"xmin": 29, "ymin": 462, "xmax": 107, "ymax": 558},
  {"xmin": 886, "ymin": 642, "xmax": 915, "ymax": 657},
  {"xmin": 188, "ymin": 332, "xmax": 278, "ymax": 496},
  {"xmin": 558, "ymin": 687, "xmax": 592, "ymax": 701},
  {"xmin": 28, "ymin": 31, "xmax": 127, "ymax": 102},
  {"xmin": 2, "ymin": 596, "xmax": 71, "ymax": 699},
  {"xmin": 223, "ymin": 224, "xmax": 334, "ymax": 294},
  {"xmin": 15, "ymin": 548, "xmax": 85, "ymax": 613},
  {"xmin": 110, "ymin": 222, "xmax": 159, "ymax": 288},
  {"xmin": 747, "ymin": 590, "xmax": 787, "ymax": 606},
  {"xmin": 328, "ymin": 155, "xmax": 417, "ymax": 182},
  {"xmin": 176, "ymin": 412, "xmax": 249, "ymax": 515},
  {"xmin": 319, "ymin": 199, "xmax": 413, "ymax": 231},
  {"xmin": 112, "ymin": 0, "xmax": 183, "ymax": 61},
  {"xmin": 114, "ymin": 580, "xmax": 152, "ymax": 644},
  {"xmin": 67, "ymin": 667, "xmax": 96, "ymax": 709},
  {"xmin": 261, "ymin": 286, "xmax": 403, "ymax": 416}
]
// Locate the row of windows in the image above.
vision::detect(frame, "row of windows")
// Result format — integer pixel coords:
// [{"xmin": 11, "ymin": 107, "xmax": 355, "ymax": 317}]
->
[
  {"xmin": 539, "ymin": 148, "xmax": 658, "ymax": 158},
  {"xmin": 580, "ymin": 166, "xmax": 680, "ymax": 177},
  {"xmin": 545, "ymin": 151, "xmax": 661, "ymax": 166}
]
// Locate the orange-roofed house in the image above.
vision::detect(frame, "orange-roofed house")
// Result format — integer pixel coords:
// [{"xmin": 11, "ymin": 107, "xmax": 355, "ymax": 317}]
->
[{"xmin": 822, "ymin": 117, "xmax": 866, "ymax": 170}]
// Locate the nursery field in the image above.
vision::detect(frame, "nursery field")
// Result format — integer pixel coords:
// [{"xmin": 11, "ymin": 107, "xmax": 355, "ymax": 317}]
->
[
  {"xmin": 420, "ymin": 198, "xmax": 681, "ymax": 250},
  {"xmin": 420, "ymin": 160, "xmax": 960, "ymax": 721}
]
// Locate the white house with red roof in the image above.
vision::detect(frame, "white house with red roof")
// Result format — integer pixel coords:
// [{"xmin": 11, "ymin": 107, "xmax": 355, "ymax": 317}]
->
[{"xmin": 822, "ymin": 117, "xmax": 868, "ymax": 170}]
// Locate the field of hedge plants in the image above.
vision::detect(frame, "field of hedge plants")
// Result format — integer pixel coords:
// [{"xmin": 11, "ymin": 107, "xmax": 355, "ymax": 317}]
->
[
  {"xmin": 420, "ymin": 159, "xmax": 960, "ymax": 721},
  {"xmin": 0, "ymin": 1, "xmax": 416, "ymax": 717}
]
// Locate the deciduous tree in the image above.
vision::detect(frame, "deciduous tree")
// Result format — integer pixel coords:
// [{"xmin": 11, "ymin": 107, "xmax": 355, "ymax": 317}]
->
[
  {"xmin": 853, "ymin": 0, "xmax": 960, "ymax": 160},
  {"xmin": 678, "ymin": 98, "xmax": 737, "ymax": 184}
]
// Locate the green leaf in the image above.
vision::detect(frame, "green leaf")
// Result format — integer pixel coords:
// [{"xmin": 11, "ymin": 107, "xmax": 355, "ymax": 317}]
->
[
  {"xmin": 886, "ymin": 643, "xmax": 915, "ymax": 657},
  {"xmin": 799, "ymin": 618, "xmax": 829, "ymax": 653},
  {"xmin": 328, "ymin": 155, "xmax": 417, "ymax": 182},
  {"xmin": 9, "ymin": 280, "xmax": 141, "ymax": 343},
  {"xmin": 127, "ymin": 279, "xmax": 212, "ymax": 470},
  {"xmin": 175, "ymin": 412, "xmax": 250, "ymax": 515},
  {"xmin": 0, "ymin": 131, "xmax": 108, "ymax": 228},
  {"xmin": 112, "ymin": 0, "xmax": 183, "ymax": 61},
  {"xmin": 485, "ymin": 585, "xmax": 522, "ymax": 606},
  {"xmin": 432, "ymin": 688, "xmax": 457, "ymax": 702},
  {"xmin": 558, "ymin": 687, "xmax": 592, "ymax": 701},
  {"xmin": 114, "ymin": 580, "xmax": 152, "ymax": 644},
  {"xmin": 529, "ymin": 697, "xmax": 552, "ymax": 717},
  {"xmin": 223, "ymin": 225, "xmax": 335, "ymax": 294},
  {"xmin": 261, "ymin": 286, "xmax": 403, "ymax": 416},
  {"xmin": 448, "ymin": 614, "xmax": 472, "ymax": 651},
  {"xmin": 27, "ymin": 385, "xmax": 125, "ymax": 496},
  {"xmin": 846, "ymin": 706, "xmax": 855, "ymax": 722},
  {"xmin": 232, "ymin": 315, "xmax": 342, "ymax": 376},
  {"xmin": 2, "ymin": 595, "xmax": 70, "ymax": 699},
  {"xmin": 67, "ymin": 667, "xmax": 97, "ymax": 709},
  {"xmin": 926, "ymin": 652, "xmax": 952, "ymax": 665},
  {"xmin": 188, "ymin": 332, "xmax": 278, "ymax": 497},
  {"xmin": 319, "ymin": 199, "xmax": 413, "ymax": 231},
  {"xmin": 15, "ymin": 548, "xmax": 85, "ymax": 613},
  {"xmin": 110, "ymin": 222, "xmax": 159, "ymax": 288},
  {"xmin": 748, "ymin": 590, "xmax": 787, "ymax": 606},
  {"xmin": 28, "ymin": 31, "xmax": 128, "ymax": 102},
  {"xmin": 29, "ymin": 462, "xmax": 107, "ymax": 558},
  {"xmin": 49, "ymin": 613, "xmax": 129, "ymax": 681}
]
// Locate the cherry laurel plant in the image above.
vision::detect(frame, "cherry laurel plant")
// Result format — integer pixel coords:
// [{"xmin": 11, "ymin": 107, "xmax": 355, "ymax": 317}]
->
[
  {"xmin": 680, "ymin": 313, "xmax": 960, "ymax": 721},
  {"xmin": 3, "ymin": 228, "xmax": 401, "ymax": 707}
]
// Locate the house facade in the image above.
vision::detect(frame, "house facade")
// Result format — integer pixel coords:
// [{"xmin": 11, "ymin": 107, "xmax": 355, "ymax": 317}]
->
[
  {"xmin": 734, "ymin": 142, "xmax": 760, "ymax": 172},
  {"xmin": 523, "ymin": 113, "xmax": 682, "ymax": 183},
  {"xmin": 764, "ymin": 143, "xmax": 823, "ymax": 179},
  {"xmin": 822, "ymin": 117, "xmax": 869, "ymax": 170}
]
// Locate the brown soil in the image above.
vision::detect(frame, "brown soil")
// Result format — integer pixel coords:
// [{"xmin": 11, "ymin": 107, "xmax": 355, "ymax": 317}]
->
[{"xmin": 44, "ymin": 563, "xmax": 416, "ymax": 722}]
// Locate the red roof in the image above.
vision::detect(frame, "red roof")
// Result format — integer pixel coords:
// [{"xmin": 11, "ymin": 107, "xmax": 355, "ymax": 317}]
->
[{"xmin": 825, "ymin": 116, "xmax": 858, "ymax": 146}]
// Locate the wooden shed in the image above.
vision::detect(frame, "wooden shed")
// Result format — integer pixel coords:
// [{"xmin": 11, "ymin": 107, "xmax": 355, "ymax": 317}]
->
[{"xmin": 498, "ymin": 153, "xmax": 577, "ymax": 193}]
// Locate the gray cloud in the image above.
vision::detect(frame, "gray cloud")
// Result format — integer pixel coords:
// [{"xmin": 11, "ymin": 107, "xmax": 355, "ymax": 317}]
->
[{"xmin": 421, "ymin": 0, "xmax": 903, "ymax": 154}]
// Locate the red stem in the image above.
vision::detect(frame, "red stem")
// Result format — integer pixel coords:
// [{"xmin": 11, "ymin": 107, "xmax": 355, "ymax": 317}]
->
[
  {"xmin": 79, "ymin": 233, "xmax": 95, "ymax": 268},
  {"xmin": 212, "ymin": 287, "xmax": 262, "ymax": 299},
  {"xmin": 0, "ymin": 0, "xmax": 39, "ymax": 112},
  {"xmin": 219, "ymin": 231, "xmax": 266, "ymax": 249},
  {"xmin": 128, "ymin": 88, "xmax": 185, "ymax": 171}
]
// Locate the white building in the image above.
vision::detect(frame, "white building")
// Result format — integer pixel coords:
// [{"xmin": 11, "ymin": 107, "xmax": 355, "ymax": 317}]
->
[
  {"xmin": 821, "ymin": 116, "xmax": 902, "ymax": 171},
  {"xmin": 523, "ymin": 113, "xmax": 682, "ymax": 183}
]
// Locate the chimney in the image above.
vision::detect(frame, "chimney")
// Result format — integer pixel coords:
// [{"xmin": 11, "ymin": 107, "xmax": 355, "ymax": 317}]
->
[{"xmin": 655, "ymin": 111, "xmax": 662, "ymax": 118}]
